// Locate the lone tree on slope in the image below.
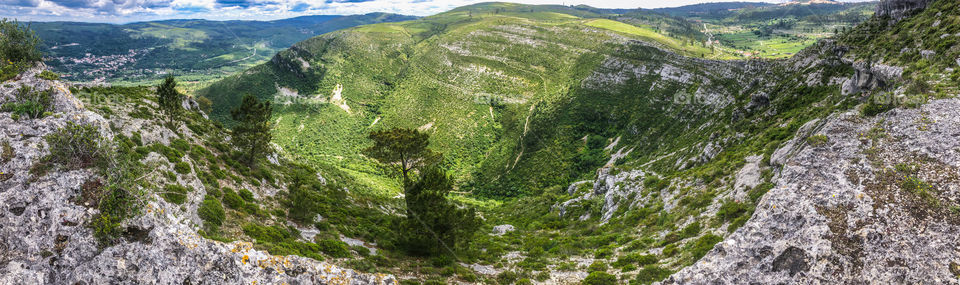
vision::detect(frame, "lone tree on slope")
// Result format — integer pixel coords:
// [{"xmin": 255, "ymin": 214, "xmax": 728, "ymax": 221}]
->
[
  {"xmin": 230, "ymin": 94, "xmax": 272, "ymax": 166},
  {"xmin": 363, "ymin": 128, "xmax": 440, "ymax": 182},
  {"xmin": 363, "ymin": 127, "xmax": 478, "ymax": 255},
  {"xmin": 156, "ymin": 76, "xmax": 183, "ymax": 121},
  {"xmin": 402, "ymin": 164, "xmax": 480, "ymax": 256}
]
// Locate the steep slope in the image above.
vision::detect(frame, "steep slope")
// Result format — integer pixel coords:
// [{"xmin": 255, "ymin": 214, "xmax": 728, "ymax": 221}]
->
[
  {"xmin": 197, "ymin": 2, "xmax": 731, "ymax": 197},
  {"xmin": 663, "ymin": 0, "xmax": 960, "ymax": 283},
  {"xmin": 0, "ymin": 65, "xmax": 397, "ymax": 284}
]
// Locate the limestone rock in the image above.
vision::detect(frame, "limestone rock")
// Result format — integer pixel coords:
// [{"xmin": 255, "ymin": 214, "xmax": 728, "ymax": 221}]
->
[
  {"xmin": 492, "ymin": 225, "xmax": 515, "ymax": 236},
  {"xmin": 663, "ymin": 99, "xmax": 960, "ymax": 284}
]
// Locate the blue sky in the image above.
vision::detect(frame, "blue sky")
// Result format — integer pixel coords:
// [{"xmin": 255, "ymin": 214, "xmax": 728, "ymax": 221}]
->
[{"xmin": 0, "ymin": 0, "xmax": 871, "ymax": 23}]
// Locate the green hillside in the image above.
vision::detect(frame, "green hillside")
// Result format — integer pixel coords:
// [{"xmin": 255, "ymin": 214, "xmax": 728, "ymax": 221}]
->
[
  {"xmin": 30, "ymin": 13, "xmax": 417, "ymax": 86},
  {"xmin": 198, "ymin": 2, "xmax": 738, "ymax": 196}
]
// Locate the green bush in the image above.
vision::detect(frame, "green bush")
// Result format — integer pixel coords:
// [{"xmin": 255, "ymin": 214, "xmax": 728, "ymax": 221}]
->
[
  {"xmin": 679, "ymin": 221, "xmax": 701, "ymax": 239},
  {"xmin": 496, "ymin": 271, "xmax": 519, "ymax": 284},
  {"xmin": 688, "ymin": 234, "xmax": 723, "ymax": 260},
  {"xmin": 1, "ymin": 139, "xmax": 13, "ymax": 163},
  {"xmin": 582, "ymin": 271, "xmax": 617, "ymax": 285},
  {"xmin": 206, "ymin": 187, "xmax": 222, "ymax": 198},
  {"xmin": 239, "ymin": 188, "xmax": 255, "ymax": 202},
  {"xmin": 0, "ymin": 19, "xmax": 42, "ymax": 80},
  {"xmin": 170, "ymin": 139, "xmax": 190, "ymax": 152},
  {"xmin": 222, "ymin": 188, "xmax": 244, "ymax": 209},
  {"xmin": 2, "ymin": 85, "xmax": 52, "ymax": 120},
  {"xmin": 174, "ymin": 161, "xmax": 191, "ymax": 174},
  {"xmin": 151, "ymin": 143, "xmax": 184, "ymax": 163},
  {"xmin": 198, "ymin": 195, "xmax": 225, "ymax": 229},
  {"xmin": 613, "ymin": 253, "xmax": 658, "ymax": 268},
  {"xmin": 633, "ymin": 265, "xmax": 673, "ymax": 284},
  {"xmin": 588, "ymin": 261, "xmax": 608, "ymax": 272},
  {"xmin": 241, "ymin": 224, "xmax": 327, "ymax": 260},
  {"xmin": 316, "ymin": 239, "xmax": 352, "ymax": 258},
  {"xmin": 716, "ymin": 200, "xmax": 750, "ymax": 222},
  {"xmin": 162, "ymin": 184, "xmax": 190, "ymax": 204},
  {"xmin": 36, "ymin": 70, "xmax": 59, "ymax": 80},
  {"xmin": 862, "ymin": 94, "xmax": 895, "ymax": 116},
  {"xmin": 90, "ymin": 141, "xmax": 147, "ymax": 247},
  {"xmin": 351, "ymin": 245, "xmax": 370, "ymax": 257},
  {"xmin": 44, "ymin": 122, "xmax": 109, "ymax": 170},
  {"xmin": 806, "ymin": 134, "xmax": 829, "ymax": 146}
]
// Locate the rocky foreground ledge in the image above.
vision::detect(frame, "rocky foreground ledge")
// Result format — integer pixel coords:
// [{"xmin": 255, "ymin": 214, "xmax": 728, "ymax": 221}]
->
[
  {"xmin": 664, "ymin": 99, "xmax": 960, "ymax": 284},
  {"xmin": 0, "ymin": 67, "xmax": 396, "ymax": 284}
]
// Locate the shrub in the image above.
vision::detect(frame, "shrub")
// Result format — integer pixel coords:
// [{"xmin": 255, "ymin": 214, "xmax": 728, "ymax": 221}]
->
[
  {"xmin": 241, "ymin": 202, "xmax": 265, "ymax": 217},
  {"xmin": 36, "ymin": 70, "xmax": 59, "ymax": 80},
  {"xmin": 862, "ymin": 95, "xmax": 895, "ymax": 116},
  {"xmin": 614, "ymin": 252, "xmax": 658, "ymax": 269},
  {"xmin": 162, "ymin": 184, "xmax": 190, "ymax": 204},
  {"xmin": 594, "ymin": 247, "xmax": 613, "ymax": 258},
  {"xmin": 2, "ymin": 85, "xmax": 52, "ymax": 120},
  {"xmin": 91, "ymin": 214, "xmax": 123, "ymax": 247},
  {"xmin": 496, "ymin": 271, "xmax": 519, "ymax": 284},
  {"xmin": 352, "ymin": 245, "xmax": 370, "ymax": 257},
  {"xmin": 151, "ymin": 143, "xmax": 183, "ymax": 163},
  {"xmin": 716, "ymin": 200, "xmax": 750, "ymax": 222},
  {"xmin": 90, "ymin": 144, "xmax": 147, "ymax": 247},
  {"xmin": 222, "ymin": 188, "xmax": 244, "ymax": 209},
  {"xmin": 679, "ymin": 221, "xmax": 701, "ymax": 239},
  {"xmin": 198, "ymin": 195, "xmax": 225, "ymax": 229},
  {"xmin": 243, "ymin": 224, "xmax": 293, "ymax": 243},
  {"xmin": 316, "ymin": 239, "xmax": 351, "ymax": 258},
  {"xmin": 662, "ymin": 244, "xmax": 678, "ymax": 257},
  {"xmin": 206, "ymin": 187, "xmax": 222, "ymax": 198},
  {"xmin": 688, "ymin": 234, "xmax": 723, "ymax": 261},
  {"xmin": 806, "ymin": 134, "xmax": 829, "ymax": 146},
  {"xmin": 170, "ymin": 139, "xmax": 190, "ymax": 152},
  {"xmin": 1, "ymin": 139, "xmax": 12, "ymax": 163},
  {"xmin": 173, "ymin": 161, "xmax": 191, "ymax": 174},
  {"xmin": 582, "ymin": 271, "xmax": 617, "ymax": 285},
  {"xmin": 633, "ymin": 265, "xmax": 673, "ymax": 284},
  {"xmin": 0, "ymin": 19, "xmax": 42, "ymax": 66},
  {"xmin": 163, "ymin": 170, "xmax": 177, "ymax": 181},
  {"xmin": 44, "ymin": 122, "xmax": 109, "ymax": 170},
  {"xmin": 239, "ymin": 188, "xmax": 255, "ymax": 202},
  {"xmin": 588, "ymin": 261, "xmax": 608, "ymax": 272}
]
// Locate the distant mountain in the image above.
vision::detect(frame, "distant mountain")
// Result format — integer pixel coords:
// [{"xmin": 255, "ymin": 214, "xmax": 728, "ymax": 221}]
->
[
  {"xmin": 779, "ymin": 0, "xmax": 842, "ymax": 5},
  {"xmin": 653, "ymin": 2, "xmax": 775, "ymax": 18},
  {"xmin": 29, "ymin": 13, "xmax": 417, "ymax": 83}
]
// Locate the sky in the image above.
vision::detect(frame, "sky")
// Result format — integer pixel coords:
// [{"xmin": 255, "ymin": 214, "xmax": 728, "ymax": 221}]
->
[{"xmin": 0, "ymin": 0, "xmax": 869, "ymax": 23}]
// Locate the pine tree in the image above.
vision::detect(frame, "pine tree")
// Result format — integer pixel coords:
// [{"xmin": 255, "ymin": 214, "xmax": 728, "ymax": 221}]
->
[
  {"xmin": 156, "ymin": 76, "xmax": 182, "ymax": 121},
  {"xmin": 230, "ymin": 94, "xmax": 272, "ymax": 166},
  {"xmin": 364, "ymin": 128, "xmax": 439, "ymax": 182},
  {"xmin": 402, "ymin": 165, "xmax": 479, "ymax": 256}
]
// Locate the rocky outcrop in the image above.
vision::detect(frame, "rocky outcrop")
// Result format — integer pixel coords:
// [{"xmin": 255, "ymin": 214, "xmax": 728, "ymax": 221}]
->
[
  {"xmin": 841, "ymin": 61, "xmax": 903, "ymax": 96},
  {"xmin": 876, "ymin": 0, "xmax": 934, "ymax": 22},
  {"xmin": 664, "ymin": 99, "xmax": 960, "ymax": 284},
  {"xmin": 0, "ymin": 67, "xmax": 396, "ymax": 284}
]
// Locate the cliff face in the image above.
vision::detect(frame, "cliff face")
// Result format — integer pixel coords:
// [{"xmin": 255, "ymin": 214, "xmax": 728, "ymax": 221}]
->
[
  {"xmin": 875, "ymin": 0, "xmax": 934, "ymax": 22},
  {"xmin": 0, "ymin": 66, "xmax": 396, "ymax": 284}
]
